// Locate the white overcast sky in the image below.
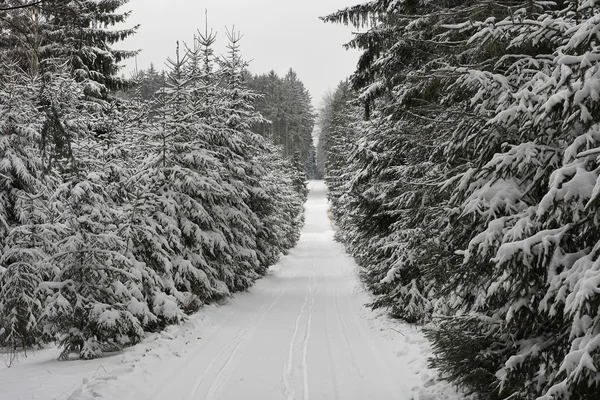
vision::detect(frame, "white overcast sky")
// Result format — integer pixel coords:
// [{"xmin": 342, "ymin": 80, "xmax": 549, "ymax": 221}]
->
[{"xmin": 118, "ymin": 0, "xmax": 361, "ymax": 108}]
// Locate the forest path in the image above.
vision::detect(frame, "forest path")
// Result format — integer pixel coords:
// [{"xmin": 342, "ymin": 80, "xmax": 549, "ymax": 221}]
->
[
  {"xmin": 1, "ymin": 181, "xmax": 430, "ymax": 400},
  {"xmin": 140, "ymin": 180, "xmax": 415, "ymax": 400}
]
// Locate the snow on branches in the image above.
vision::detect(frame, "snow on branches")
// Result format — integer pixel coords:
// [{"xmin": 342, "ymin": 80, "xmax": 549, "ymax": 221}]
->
[
  {"xmin": 323, "ymin": 0, "xmax": 600, "ymax": 398},
  {"xmin": 0, "ymin": 19, "xmax": 307, "ymax": 360}
]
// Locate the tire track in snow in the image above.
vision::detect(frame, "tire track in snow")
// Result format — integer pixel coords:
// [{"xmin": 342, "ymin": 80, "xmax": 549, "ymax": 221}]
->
[
  {"xmin": 283, "ymin": 274, "xmax": 313, "ymax": 400},
  {"xmin": 302, "ymin": 271, "xmax": 318, "ymax": 400},
  {"xmin": 334, "ymin": 286, "xmax": 363, "ymax": 378},
  {"xmin": 203, "ymin": 287, "xmax": 287, "ymax": 400},
  {"xmin": 186, "ymin": 288, "xmax": 286, "ymax": 400},
  {"xmin": 323, "ymin": 284, "xmax": 341, "ymax": 400}
]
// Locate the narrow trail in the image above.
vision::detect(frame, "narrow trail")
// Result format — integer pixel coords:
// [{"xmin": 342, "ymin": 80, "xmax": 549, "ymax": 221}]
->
[
  {"xmin": 139, "ymin": 181, "xmax": 414, "ymax": 400},
  {"xmin": 0, "ymin": 181, "xmax": 462, "ymax": 400}
]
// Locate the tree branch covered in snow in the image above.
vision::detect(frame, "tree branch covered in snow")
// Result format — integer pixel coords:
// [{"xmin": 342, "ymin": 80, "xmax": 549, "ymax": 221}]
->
[
  {"xmin": 0, "ymin": 3, "xmax": 308, "ymax": 361},
  {"xmin": 323, "ymin": 0, "xmax": 600, "ymax": 398}
]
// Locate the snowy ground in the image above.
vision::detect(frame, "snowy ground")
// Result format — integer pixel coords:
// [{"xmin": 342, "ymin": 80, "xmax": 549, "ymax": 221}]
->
[{"xmin": 1, "ymin": 181, "xmax": 464, "ymax": 400}]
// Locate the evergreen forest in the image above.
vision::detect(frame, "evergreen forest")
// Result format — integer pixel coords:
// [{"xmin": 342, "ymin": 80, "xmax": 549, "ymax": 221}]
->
[
  {"xmin": 0, "ymin": 0, "xmax": 308, "ymax": 362},
  {"xmin": 2, "ymin": 0, "xmax": 600, "ymax": 399},
  {"xmin": 319, "ymin": 0, "xmax": 600, "ymax": 399}
]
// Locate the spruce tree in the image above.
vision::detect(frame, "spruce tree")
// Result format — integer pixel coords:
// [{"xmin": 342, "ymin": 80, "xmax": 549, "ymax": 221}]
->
[
  {"xmin": 0, "ymin": 0, "xmax": 138, "ymax": 94},
  {"xmin": 321, "ymin": 0, "xmax": 477, "ymax": 323},
  {"xmin": 0, "ymin": 61, "xmax": 55, "ymax": 359},
  {"xmin": 326, "ymin": 0, "xmax": 600, "ymax": 397},
  {"xmin": 34, "ymin": 65, "xmax": 155, "ymax": 360},
  {"xmin": 136, "ymin": 42, "xmax": 231, "ymax": 302},
  {"xmin": 427, "ymin": 2, "xmax": 600, "ymax": 398}
]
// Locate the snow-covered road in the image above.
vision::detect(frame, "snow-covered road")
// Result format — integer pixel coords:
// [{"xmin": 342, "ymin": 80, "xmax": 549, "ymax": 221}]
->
[
  {"xmin": 1, "ymin": 181, "xmax": 463, "ymax": 400},
  {"xmin": 141, "ymin": 180, "xmax": 414, "ymax": 400}
]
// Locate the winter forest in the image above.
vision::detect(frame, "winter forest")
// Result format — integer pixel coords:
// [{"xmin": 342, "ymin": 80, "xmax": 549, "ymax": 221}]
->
[
  {"xmin": 2, "ymin": 0, "xmax": 600, "ymax": 400},
  {"xmin": 0, "ymin": 0, "xmax": 311, "ymax": 360},
  {"xmin": 320, "ymin": 0, "xmax": 600, "ymax": 399}
]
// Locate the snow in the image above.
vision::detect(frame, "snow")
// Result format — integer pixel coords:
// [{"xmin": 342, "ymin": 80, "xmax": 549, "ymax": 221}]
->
[
  {"xmin": 95, "ymin": 307, "xmax": 121, "ymax": 329},
  {"xmin": 0, "ymin": 181, "xmax": 463, "ymax": 400}
]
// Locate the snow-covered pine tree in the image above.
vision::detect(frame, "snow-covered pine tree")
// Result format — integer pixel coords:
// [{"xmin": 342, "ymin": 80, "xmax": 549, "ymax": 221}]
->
[
  {"xmin": 105, "ymin": 81, "xmax": 187, "ymax": 326},
  {"xmin": 320, "ymin": 81, "xmax": 356, "ymax": 213},
  {"xmin": 323, "ymin": 0, "xmax": 600, "ymax": 397},
  {"xmin": 213, "ymin": 28, "xmax": 273, "ymax": 280},
  {"xmin": 0, "ymin": 213, "xmax": 57, "ymax": 364},
  {"xmin": 0, "ymin": 7, "xmax": 309, "ymax": 361},
  {"xmin": 425, "ymin": 1, "xmax": 600, "ymax": 398},
  {"xmin": 252, "ymin": 142, "xmax": 306, "ymax": 266},
  {"xmin": 117, "ymin": 184, "xmax": 187, "ymax": 323},
  {"xmin": 0, "ymin": 60, "xmax": 45, "ymax": 242},
  {"xmin": 134, "ymin": 42, "xmax": 233, "ymax": 305},
  {"xmin": 42, "ymin": 179, "xmax": 147, "ymax": 360},
  {"xmin": 0, "ymin": 0, "xmax": 137, "ymax": 94},
  {"xmin": 33, "ymin": 63, "xmax": 157, "ymax": 360},
  {"xmin": 291, "ymin": 151, "xmax": 309, "ymax": 201},
  {"xmin": 0, "ymin": 61, "xmax": 58, "ymax": 360},
  {"xmin": 95, "ymin": 84, "xmax": 186, "ymax": 328},
  {"xmin": 44, "ymin": 0, "xmax": 137, "ymax": 94},
  {"xmin": 322, "ymin": 0, "xmax": 483, "ymax": 323},
  {"xmin": 216, "ymin": 28, "xmax": 311, "ymax": 274},
  {"xmin": 318, "ymin": 82, "xmax": 362, "ymax": 253}
]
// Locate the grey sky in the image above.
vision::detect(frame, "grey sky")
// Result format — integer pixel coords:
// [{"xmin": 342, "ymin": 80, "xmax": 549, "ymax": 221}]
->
[{"xmin": 119, "ymin": 0, "xmax": 361, "ymax": 108}]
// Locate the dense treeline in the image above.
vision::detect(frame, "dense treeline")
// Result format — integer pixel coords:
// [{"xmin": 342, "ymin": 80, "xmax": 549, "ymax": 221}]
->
[
  {"xmin": 124, "ymin": 66, "xmax": 318, "ymax": 178},
  {"xmin": 321, "ymin": 1, "xmax": 600, "ymax": 399},
  {"xmin": 126, "ymin": 63, "xmax": 165, "ymax": 102},
  {"xmin": 243, "ymin": 69, "xmax": 318, "ymax": 178},
  {"xmin": 0, "ymin": 1, "xmax": 306, "ymax": 362}
]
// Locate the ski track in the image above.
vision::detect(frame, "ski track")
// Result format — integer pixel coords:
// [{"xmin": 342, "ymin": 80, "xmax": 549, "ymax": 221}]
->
[
  {"xmin": 301, "ymin": 272, "xmax": 318, "ymax": 400},
  {"xmin": 140, "ymin": 180, "xmax": 415, "ymax": 400},
  {"xmin": 189, "ymin": 287, "xmax": 288, "ymax": 400},
  {"xmin": 324, "ymin": 285, "xmax": 341, "ymax": 400},
  {"xmin": 4, "ymin": 181, "xmax": 467, "ymax": 400},
  {"xmin": 283, "ymin": 275, "xmax": 311, "ymax": 400},
  {"xmin": 202, "ymin": 289, "xmax": 287, "ymax": 400},
  {"xmin": 334, "ymin": 285, "xmax": 363, "ymax": 379}
]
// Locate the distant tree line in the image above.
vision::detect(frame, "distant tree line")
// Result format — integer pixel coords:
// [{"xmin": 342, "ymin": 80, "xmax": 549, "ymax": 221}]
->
[
  {"xmin": 127, "ymin": 63, "xmax": 165, "ymax": 102},
  {"xmin": 125, "ymin": 65, "xmax": 319, "ymax": 179},
  {"xmin": 245, "ymin": 70, "xmax": 318, "ymax": 179}
]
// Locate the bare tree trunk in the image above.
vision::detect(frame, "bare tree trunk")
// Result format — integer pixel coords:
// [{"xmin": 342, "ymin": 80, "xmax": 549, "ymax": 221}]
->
[
  {"xmin": 32, "ymin": 5, "xmax": 39, "ymax": 75},
  {"xmin": 529, "ymin": 0, "xmax": 533, "ymax": 18}
]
